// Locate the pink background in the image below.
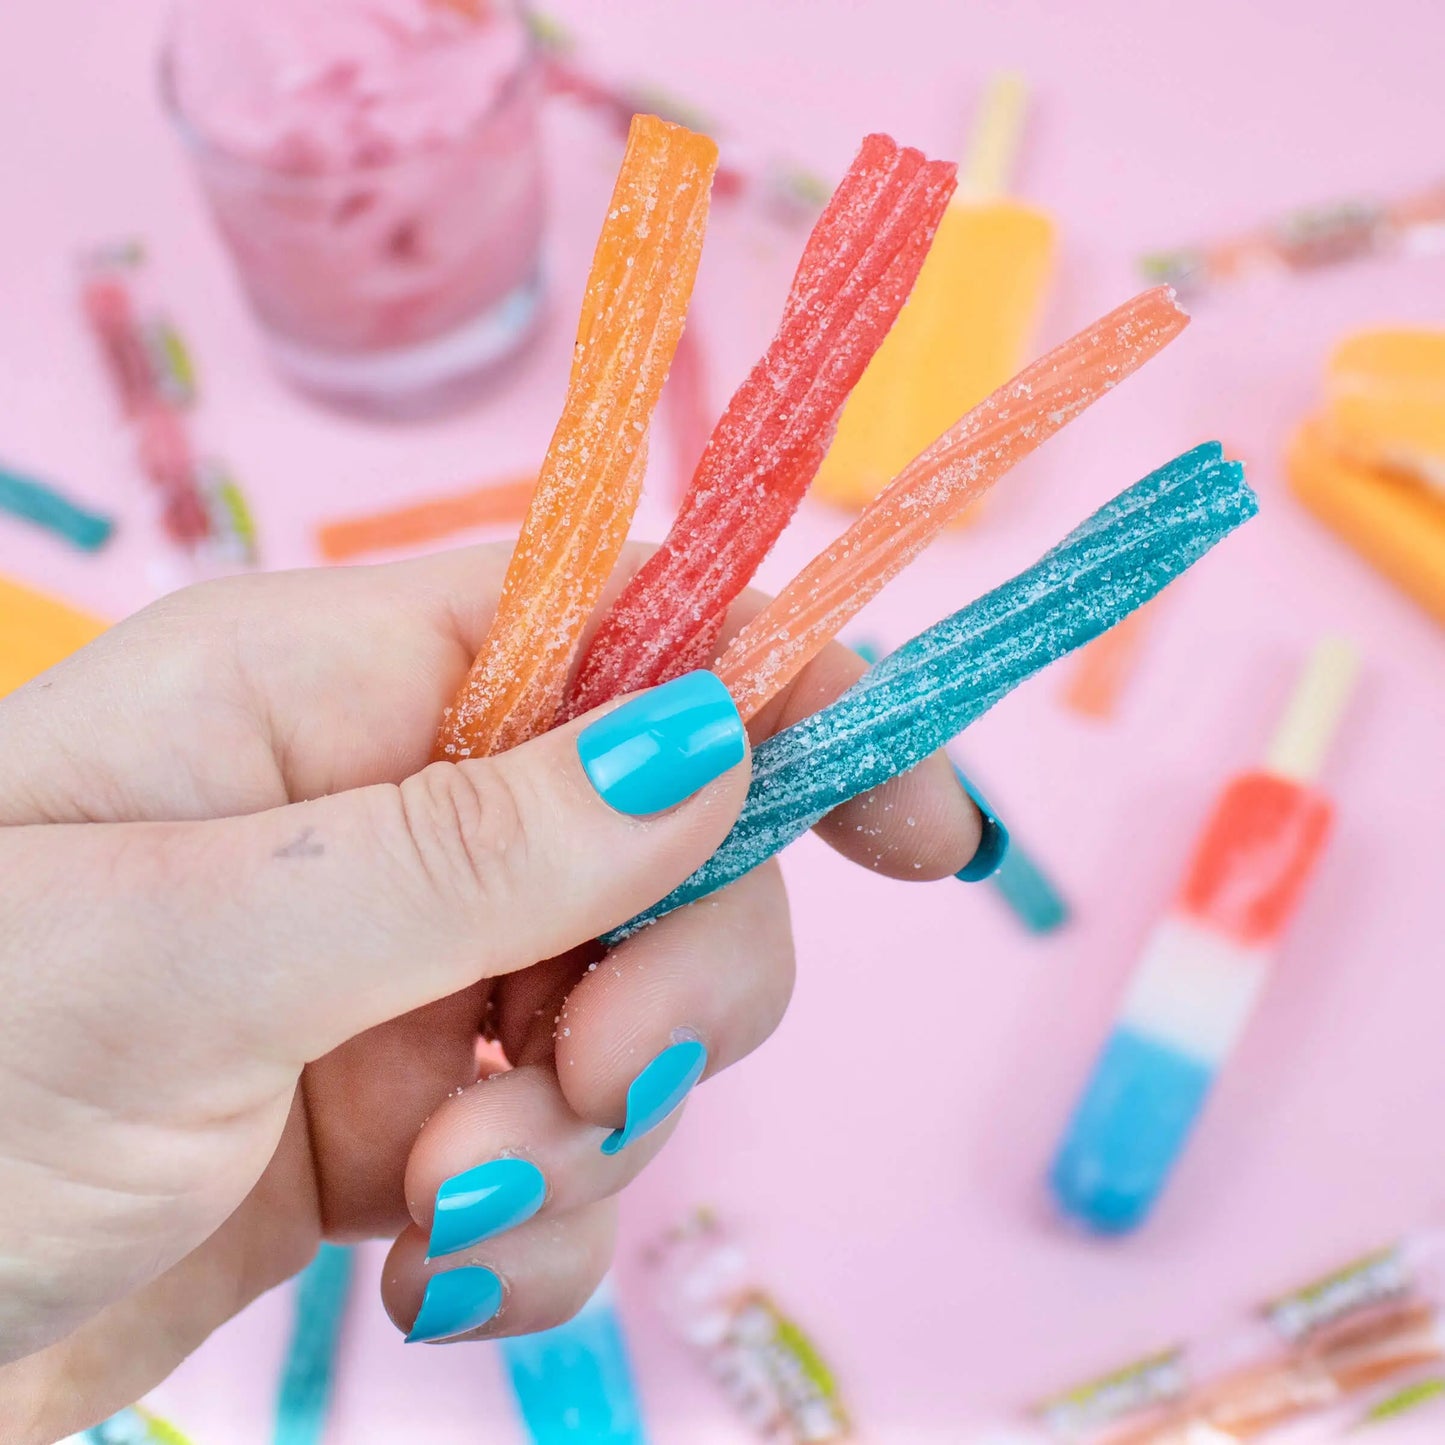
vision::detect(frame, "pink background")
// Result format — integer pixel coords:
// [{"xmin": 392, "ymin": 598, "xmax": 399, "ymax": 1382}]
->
[{"xmin": 4, "ymin": 0, "xmax": 1445, "ymax": 1439}]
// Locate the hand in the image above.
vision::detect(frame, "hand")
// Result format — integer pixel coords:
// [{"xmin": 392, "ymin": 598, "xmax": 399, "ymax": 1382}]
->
[{"xmin": 0, "ymin": 545, "xmax": 979, "ymax": 1441}]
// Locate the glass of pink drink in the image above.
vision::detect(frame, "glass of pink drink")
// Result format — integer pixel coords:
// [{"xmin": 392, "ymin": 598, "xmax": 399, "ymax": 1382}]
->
[{"xmin": 163, "ymin": 0, "xmax": 545, "ymax": 416}]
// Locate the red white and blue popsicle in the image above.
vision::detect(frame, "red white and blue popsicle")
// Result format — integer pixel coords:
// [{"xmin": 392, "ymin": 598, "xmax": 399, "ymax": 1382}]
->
[{"xmin": 1050, "ymin": 638, "xmax": 1359, "ymax": 1232}]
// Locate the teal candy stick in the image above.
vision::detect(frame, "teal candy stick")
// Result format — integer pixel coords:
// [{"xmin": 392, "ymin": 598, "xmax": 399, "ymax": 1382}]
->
[
  {"xmin": 274, "ymin": 1243, "xmax": 355, "ymax": 1445},
  {"xmin": 607, "ymin": 444, "xmax": 1255, "ymax": 942},
  {"xmin": 990, "ymin": 841, "xmax": 1070, "ymax": 934},
  {"xmin": 0, "ymin": 465, "xmax": 114, "ymax": 551}
]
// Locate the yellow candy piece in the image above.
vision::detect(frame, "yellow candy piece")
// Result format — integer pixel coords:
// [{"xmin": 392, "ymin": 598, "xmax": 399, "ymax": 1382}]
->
[
  {"xmin": 1288, "ymin": 420, "xmax": 1445, "ymax": 625},
  {"xmin": 1323, "ymin": 328, "xmax": 1445, "ymax": 489},
  {"xmin": 0, "ymin": 573, "xmax": 106, "ymax": 696},
  {"xmin": 814, "ymin": 197, "xmax": 1055, "ymax": 511}
]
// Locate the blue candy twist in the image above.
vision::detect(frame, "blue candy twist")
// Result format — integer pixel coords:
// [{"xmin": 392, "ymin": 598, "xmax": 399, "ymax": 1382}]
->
[{"xmin": 607, "ymin": 443, "xmax": 1256, "ymax": 942}]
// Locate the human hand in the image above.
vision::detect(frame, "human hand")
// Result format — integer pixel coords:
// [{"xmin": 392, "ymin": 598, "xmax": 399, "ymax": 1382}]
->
[{"xmin": 0, "ymin": 545, "xmax": 980, "ymax": 1440}]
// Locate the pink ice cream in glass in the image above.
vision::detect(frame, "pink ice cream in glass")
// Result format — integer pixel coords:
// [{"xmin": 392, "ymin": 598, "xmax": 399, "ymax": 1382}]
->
[{"xmin": 163, "ymin": 0, "xmax": 545, "ymax": 415}]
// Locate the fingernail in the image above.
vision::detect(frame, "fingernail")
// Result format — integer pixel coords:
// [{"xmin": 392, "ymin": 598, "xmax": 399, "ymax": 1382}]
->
[
  {"xmin": 428, "ymin": 1157, "xmax": 546, "ymax": 1259},
  {"xmin": 405, "ymin": 1266, "xmax": 504, "ymax": 1343},
  {"xmin": 577, "ymin": 671, "xmax": 745, "ymax": 817},
  {"xmin": 601, "ymin": 1037, "xmax": 708, "ymax": 1155},
  {"xmin": 952, "ymin": 765, "xmax": 1010, "ymax": 882}
]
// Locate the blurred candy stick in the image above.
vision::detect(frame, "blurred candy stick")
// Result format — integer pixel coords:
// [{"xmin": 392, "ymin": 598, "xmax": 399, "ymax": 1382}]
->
[
  {"xmin": 1050, "ymin": 638, "xmax": 1359, "ymax": 1234},
  {"xmin": 813, "ymin": 73, "xmax": 1057, "ymax": 511},
  {"xmin": 1140, "ymin": 180, "xmax": 1445, "ymax": 296},
  {"xmin": 69, "ymin": 1405, "xmax": 195, "ymax": 1443},
  {"xmin": 531, "ymin": 12, "xmax": 828, "ymax": 227},
  {"xmin": 952, "ymin": 763, "xmax": 1071, "ymax": 934},
  {"xmin": 972, "ymin": 1224, "xmax": 1445, "ymax": 1443},
  {"xmin": 498, "ymin": 1275, "xmax": 649, "ymax": 1444},
  {"xmin": 1061, "ymin": 598, "xmax": 1160, "ymax": 719},
  {"xmin": 853, "ymin": 637, "xmax": 1070, "ymax": 935},
  {"xmin": 0, "ymin": 573, "xmax": 106, "ymax": 696},
  {"xmin": 273, "ymin": 1243, "xmax": 354, "ymax": 1445},
  {"xmin": 647, "ymin": 1211, "xmax": 853, "ymax": 1442},
  {"xmin": 78, "ymin": 244, "xmax": 256, "ymax": 573},
  {"xmin": 0, "ymin": 462, "xmax": 114, "ymax": 551},
  {"xmin": 315, "ymin": 473, "xmax": 537, "ymax": 562}
]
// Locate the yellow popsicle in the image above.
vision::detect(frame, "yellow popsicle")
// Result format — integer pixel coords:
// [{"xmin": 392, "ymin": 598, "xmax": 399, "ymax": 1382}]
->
[
  {"xmin": 1287, "ymin": 419, "xmax": 1445, "ymax": 625},
  {"xmin": 1322, "ymin": 328, "xmax": 1445, "ymax": 489},
  {"xmin": 0, "ymin": 573, "xmax": 107, "ymax": 696},
  {"xmin": 814, "ymin": 74, "xmax": 1057, "ymax": 509}
]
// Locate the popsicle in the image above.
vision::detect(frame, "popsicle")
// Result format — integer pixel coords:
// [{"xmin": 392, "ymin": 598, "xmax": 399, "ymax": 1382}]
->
[
  {"xmin": 0, "ymin": 573, "xmax": 106, "ymax": 697},
  {"xmin": 1287, "ymin": 420, "xmax": 1445, "ymax": 625},
  {"xmin": 1050, "ymin": 638, "xmax": 1359, "ymax": 1234},
  {"xmin": 1321, "ymin": 329, "xmax": 1445, "ymax": 488},
  {"xmin": 607, "ymin": 444, "xmax": 1255, "ymax": 943},
  {"xmin": 562, "ymin": 134, "xmax": 957, "ymax": 720},
  {"xmin": 715, "ymin": 285, "xmax": 1190, "ymax": 721},
  {"xmin": 435, "ymin": 114, "xmax": 717, "ymax": 760},
  {"xmin": 813, "ymin": 74, "xmax": 1056, "ymax": 510}
]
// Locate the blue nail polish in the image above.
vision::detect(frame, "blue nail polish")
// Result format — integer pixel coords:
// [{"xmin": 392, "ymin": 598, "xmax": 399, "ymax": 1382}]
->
[
  {"xmin": 601, "ymin": 1038, "xmax": 707, "ymax": 1155},
  {"xmin": 577, "ymin": 671, "xmax": 745, "ymax": 817},
  {"xmin": 428, "ymin": 1157, "xmax": 546, "ymax": 1259},
  {"xmin": 952, "ymin": 765, "xmax": 1010, "ymax": 882},
  {"xmin": 406, "ymin": 1266, "xmax": 504, "ymax": 1343}
]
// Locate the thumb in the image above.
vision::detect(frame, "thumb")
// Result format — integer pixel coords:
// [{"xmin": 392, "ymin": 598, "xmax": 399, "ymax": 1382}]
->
[{"xmin": 11, "ymin": 671, "xmax": 749, "ymax": 1073}]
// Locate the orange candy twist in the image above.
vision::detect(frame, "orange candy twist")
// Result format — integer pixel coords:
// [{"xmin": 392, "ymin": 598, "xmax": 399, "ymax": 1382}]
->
[
  {"xmin": 435, "ymin": 115, "xmax": 718, "ymax": 759},
  {"xmin": 715, "ymin": 285, "xmax": 1190, "ymax": 720}
]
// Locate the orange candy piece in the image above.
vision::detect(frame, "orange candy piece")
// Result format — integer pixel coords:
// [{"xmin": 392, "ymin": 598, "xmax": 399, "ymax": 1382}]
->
[
  {"xmin": 435, "ymin": 115, "xmax": 718, "ymax": 759},
  {"xmin": 316, "ymin": 474, "xmax": 536, "ymax": 563},
  {"xmin": 715, "ymin": 285, "xmax": 1190, "ymax": 720}
]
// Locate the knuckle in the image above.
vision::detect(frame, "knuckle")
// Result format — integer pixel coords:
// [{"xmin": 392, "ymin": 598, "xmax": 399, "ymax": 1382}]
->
[{"xmin": 392, "ymin": 760, "xmax": 532, "ymax": 915}]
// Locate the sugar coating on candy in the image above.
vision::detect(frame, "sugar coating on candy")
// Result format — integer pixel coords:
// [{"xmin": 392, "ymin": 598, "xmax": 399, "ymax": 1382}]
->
[
  {"xmin": 559, "ymin": 135, "xmax": 957, "ymax": 722},
  {"xmin": 435, "ymin": 116, "xmax": 717, "ymax": 760},
  {"xmin": 715, "ymin": 285, "xmax": 1191, "ymax": 720},
  {"xmin": 608, "ymin": 444, "xmax": 1256, "ymax": 940}
]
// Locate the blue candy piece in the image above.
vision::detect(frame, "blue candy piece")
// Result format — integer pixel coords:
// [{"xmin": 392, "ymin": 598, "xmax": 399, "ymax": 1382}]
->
[
  {"xmin": 274, "ymin": 1243, "xmax": 355, "ymax": 1445},
  {"xmin": 607, "ymin": 443, "xmax": 1255, "ymax": 943},
  {"xmin": 0, "ymin": 465, "xmax": 114, "ymax": 551},
  {"xmin": 1050, "ymin": 1026, "xmax": 1216, "ymax": 1233},
  {"xmin": 990, "ymin": 840, "xmax": 1070, "ymax": 934},
  {"xmin": 499, "ymin": 1278, "xmax": 649, "ymax": 1444}
]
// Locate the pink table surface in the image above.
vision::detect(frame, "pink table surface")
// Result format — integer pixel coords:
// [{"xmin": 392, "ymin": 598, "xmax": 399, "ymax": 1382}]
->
[{"xmin": 4, "ymin": 0, "xmax": 1445, "ymax": 1440}]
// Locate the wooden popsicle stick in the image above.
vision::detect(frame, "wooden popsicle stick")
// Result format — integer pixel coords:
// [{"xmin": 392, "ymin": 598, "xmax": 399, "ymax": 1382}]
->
[
  {"xmin": 960, "ymin": 72, "xmax": 1030, "ymax": 201},
  {"xmin": 1264, "ymin": 636, "xmax": 1360, "ymax": 783}
]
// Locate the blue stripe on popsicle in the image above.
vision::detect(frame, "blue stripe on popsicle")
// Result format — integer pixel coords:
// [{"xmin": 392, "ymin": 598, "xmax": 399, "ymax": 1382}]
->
[
  {"xmin": 1049, "ymin": 1026, "xmax": 1215, "ymax": 1233},
  {"xmin": 606, "ymin": 444, "xmax": 1254, "ymax": 943}
]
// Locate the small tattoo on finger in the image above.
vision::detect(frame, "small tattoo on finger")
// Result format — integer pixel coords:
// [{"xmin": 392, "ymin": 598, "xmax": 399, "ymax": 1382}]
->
[{"xmin": 274, "ymin": 826, "xmax": 324, "ymax": 858}]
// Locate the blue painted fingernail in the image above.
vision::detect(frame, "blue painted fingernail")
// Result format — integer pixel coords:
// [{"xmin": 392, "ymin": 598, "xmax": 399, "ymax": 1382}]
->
[
  {"xmin": 952, "ymin": 765, "xmax": 1010, "ymax": 882},
  {"xmin": 601, "ymin": 1038, "xmax": 708, "ymax": 1155},
  {"xmin": 428, "ymin": 1157, "xmax": 546, "ymax": 1259},
  {"xmin": 405, "ymin": 1266, "xmax": 504, "ymax": 1343},
  {"xmin": 577, "ymin": 671, "xmax": 745, "ymax": 817}
]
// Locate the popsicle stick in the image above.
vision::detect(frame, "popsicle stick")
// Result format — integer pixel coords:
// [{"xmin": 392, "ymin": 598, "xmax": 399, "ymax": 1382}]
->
[
  {"xmin": 1263, "ymin": 637, "xmax": 1360, "ymax": 783},
  {"xmin": 960, "ymin": 72, "xmax": 1030, "ymax": 201}
]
